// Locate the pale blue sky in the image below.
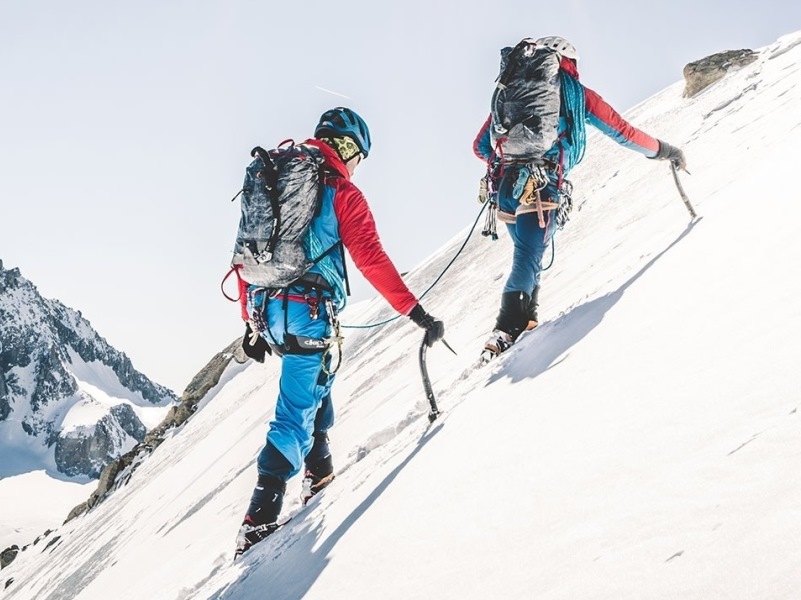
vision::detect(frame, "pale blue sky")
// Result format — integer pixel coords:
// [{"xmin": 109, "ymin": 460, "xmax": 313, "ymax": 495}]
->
[{"xmin": 2, "ymin": 0, "xmax": 799, "ymax": 391}]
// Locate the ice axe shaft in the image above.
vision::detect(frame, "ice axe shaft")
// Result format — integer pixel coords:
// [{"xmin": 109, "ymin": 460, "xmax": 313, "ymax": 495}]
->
[
  {"xmin": 670, "ymin": 162, "xmax": 697, "ymax": 219},
  {"xmin": 418, "ymin": 336, "xmax": 441, "ymax": 422}
]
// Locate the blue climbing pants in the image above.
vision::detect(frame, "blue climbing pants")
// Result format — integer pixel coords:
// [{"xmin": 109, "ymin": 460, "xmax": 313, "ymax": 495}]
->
[
  {"xmin": 497, "ymin": 170, "xmax": 557, "ymax": 294},
  {"xmin": 248, "ymin": 290, "xmax": 335, "ymax": 482}
]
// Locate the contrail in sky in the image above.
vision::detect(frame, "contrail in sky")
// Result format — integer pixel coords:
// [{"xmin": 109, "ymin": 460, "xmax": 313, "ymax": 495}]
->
[{"xmin": 315, "ymin": 85, "xmax": 351, "ymax": 99}]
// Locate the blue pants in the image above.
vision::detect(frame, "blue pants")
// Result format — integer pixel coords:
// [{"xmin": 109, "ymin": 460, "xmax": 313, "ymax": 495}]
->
[
  {"xmin": 497, "ymin": 171, "xmax": 556, "ymax": 294},
  {"xmin": 249, "ymin": 291, "xmax": 336, "ymax": 482}
]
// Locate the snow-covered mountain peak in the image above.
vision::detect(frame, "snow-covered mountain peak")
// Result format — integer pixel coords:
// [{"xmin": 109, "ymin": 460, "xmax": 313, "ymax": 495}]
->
[{"xmin": 0, "ymin": 264, "xmax": 176, "ymax": 480}]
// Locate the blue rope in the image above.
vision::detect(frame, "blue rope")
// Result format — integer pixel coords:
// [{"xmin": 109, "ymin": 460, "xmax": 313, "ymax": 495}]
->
[{"xmin": 560, "ymin": 73, "xmax": 586, "ymax": 173}]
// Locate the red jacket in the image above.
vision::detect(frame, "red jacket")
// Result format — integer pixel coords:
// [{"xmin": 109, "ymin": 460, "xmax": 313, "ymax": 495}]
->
[{"xmin": 308, "ymin": 139, "xmax": 418, "ymax": 315}]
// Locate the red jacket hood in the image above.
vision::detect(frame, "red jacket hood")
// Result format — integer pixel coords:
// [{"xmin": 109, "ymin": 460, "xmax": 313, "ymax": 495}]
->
[
  {"xmin": 304, "ymin": 138, "xmax": 351, "ymax": 180},
  {"xmin": 560, "ymin": 56, "xmax": 579, "ymax": 79}
]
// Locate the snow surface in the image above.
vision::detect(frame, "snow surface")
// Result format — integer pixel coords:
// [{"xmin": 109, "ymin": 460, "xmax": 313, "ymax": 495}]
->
[
  {"xmin": 62, "ymin": 349, "xmax": 168, "ymax": 432},
  {"xmin": 0, "ymin": 472, "xmax": 91, "ymax": 553},
  {"xmin": 3, "ymin": 32, "xmax": 801, "ymax": 600}
]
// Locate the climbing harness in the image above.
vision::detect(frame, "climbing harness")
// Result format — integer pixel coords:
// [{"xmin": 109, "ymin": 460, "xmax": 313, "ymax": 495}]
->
[
  {"xmin": 514, "ymin": 163, "xmax": 560, "ymax": 229},
  {"xmin": 239, "ymin": 281, "xmax": 343, "ymax": 375}
]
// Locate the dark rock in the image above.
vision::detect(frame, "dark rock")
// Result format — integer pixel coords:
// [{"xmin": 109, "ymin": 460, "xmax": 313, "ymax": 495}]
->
[
  {"xmin": 110, "ymin": 403, "xmax": 147, "ymax": 440},
  {"xmin": 65, "ymin": 501, "xmax": 90, "ymax": 523},
  {"xmin": 43, "ymin": 536, "xmax": 61, "ymax": 552},
  {"xmin": 54, "ymin": 406, "xmax": 146, "ymax": 478},
  {"xmin": 0, "ymin": 545, "xmax": 19, "ymax": 569},
  {"xmin": 0, "ymin": 362, "xmax": 9, "ymax": 422},
  {"xmin": 30, "ymin": 345, "xmax": 78, "ymax": 415},
  {"xmin": 683, "ymin": 49, "xmax": 759, "ymax": 97},
  {"xmin": 32, "ymin": 530, "xmax": 53, "ymax": 546}
]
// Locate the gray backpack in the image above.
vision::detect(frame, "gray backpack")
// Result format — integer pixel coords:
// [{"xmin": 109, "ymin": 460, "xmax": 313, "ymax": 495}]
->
[
  {"xmin": 232, "ymin": 142, "xmax": 328, "ymax": 288},
  {"xmin": 490, "ymin": 39, "xmax": 563, "ymax": 162}
]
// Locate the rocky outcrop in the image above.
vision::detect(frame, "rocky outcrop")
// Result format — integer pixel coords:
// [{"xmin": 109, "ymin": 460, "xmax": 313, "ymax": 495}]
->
[
  {"xmin": 66, "ymin": 338, "xmax": 246, "ymax": 521},
  {"xmin": 0, "ymin": 527, "xmax": 59, "ymax": 574},
  {"xmin": 0, "ymin": 545, "xmax": 19, "ymax": 569},
  {"xmin": 0, "ymin": 359, "xmax": 9, "ymax": 422},
  {"xmin": 54, "ymin": 404, "xmax": 147, "ymax": 478},
  {"xmin": 683, "ymin": 49, "xmax": 759, "ymax": 97}
]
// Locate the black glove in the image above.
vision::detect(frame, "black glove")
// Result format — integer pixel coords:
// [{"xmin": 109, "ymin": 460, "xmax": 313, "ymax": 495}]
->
[
  {"xmin": 242, "ymin": 322, "xmax": 271, "ymax": 363},
  {"xmin": 653, "ymin": 140, "xmax": 687, "ymax": 170},
  {"xmin": 409, "ymin": 304, "xmax": 445, "ymax": 347}
]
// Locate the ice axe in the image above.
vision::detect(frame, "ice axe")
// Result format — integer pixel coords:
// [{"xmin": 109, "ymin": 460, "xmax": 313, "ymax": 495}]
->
[
  {"xmin": 418, "ymin": 335, "xmax": 456, "ymax": 422},
  {"xmin": 670, "ymin": 162, "xmax": 697, "ymax": 219}
]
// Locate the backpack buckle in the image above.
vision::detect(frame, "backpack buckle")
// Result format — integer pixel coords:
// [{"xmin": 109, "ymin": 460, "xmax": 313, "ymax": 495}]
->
[
  {"xmin": 245, "ymin": 240, "xmax": 273, "ymax": 264},
  {"xmin": 254, "ymin": 250, "xmax": 273, "ymax": 264}
]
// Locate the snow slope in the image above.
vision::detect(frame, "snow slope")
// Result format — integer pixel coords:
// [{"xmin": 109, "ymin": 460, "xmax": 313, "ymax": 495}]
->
[{"xmin": 3, "ymin": 32, "xmax": 801, "ymax": 599}]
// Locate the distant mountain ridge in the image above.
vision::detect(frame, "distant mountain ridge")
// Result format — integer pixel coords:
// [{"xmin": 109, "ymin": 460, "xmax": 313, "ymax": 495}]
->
[{"xmin": 0, "ymin": 262, "xmax": 177, "ymax": 478}]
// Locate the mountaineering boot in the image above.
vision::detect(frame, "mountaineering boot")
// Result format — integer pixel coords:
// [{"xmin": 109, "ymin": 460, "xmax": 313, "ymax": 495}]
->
[
  {"xmin": 235, "ymin": 474, "xmax": 286, "ymax": 558},
  {"xmin": 235, "ymin": 517, "xmax": 281, "ymax": 559},
  {"xmin": 301, "ymin": 441, "xmax": 335, "ymax": 505},
  {"xmin": 495, "ymin": 290, "xmax": 531, "ymax": 341},
  {"xmin": 525, "ymin": 285, "xmax": 540, "ymax": 331},
  {"xmin": 482, "ymin": 291, "xmax": 531, "ymax": 361},
  {"xmin": 483, "ymin": 329, "xmax": 514, "ymax": 357}
]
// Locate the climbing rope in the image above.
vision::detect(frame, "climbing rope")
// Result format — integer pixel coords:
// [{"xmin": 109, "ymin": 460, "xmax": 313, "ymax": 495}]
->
[{"xmin": 342, "ymin": 200, "xmax": 490, "ymax": 329}]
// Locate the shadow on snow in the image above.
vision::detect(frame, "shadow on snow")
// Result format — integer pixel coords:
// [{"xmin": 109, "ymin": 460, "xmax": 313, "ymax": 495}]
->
[
  {"xmin": 211, "ymin": 421, "xmax": 445, "ymax": 600},
  {"xmin": 491, "ymin": 218, "xmax": 702, "ymax": 385}
]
